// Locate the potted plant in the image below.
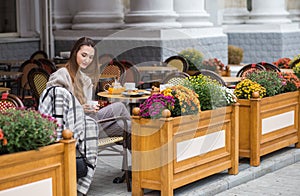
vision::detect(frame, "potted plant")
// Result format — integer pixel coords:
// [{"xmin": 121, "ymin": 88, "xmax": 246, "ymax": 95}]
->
[
  {"xmin": 289, "ymin": 54, "xmax": 300, "ymax": 69},
  {"xmin": 131, "ymin": 79, "xmax": 239, "ymax": 196},
  {"xmin": 234, "ymin": 71, "xmax": 300, "ymax": 166},
  {"xmin": 272, "ymin": 57, "xmax": 291, "ymax": 69},
  {"xmin": 292, "ymin": 62, "xmax": 300, "ymax": 79},
  {"xmin": 178, "ymin": 48, "xmax": 204, "ymax": 75},
  {"xmin": 0, "ymin": 108, "xmax": 76, "ymax": 195},
  {"xmin": 228, "ymin": 45, "xmax": 244, "ymax": 65}
]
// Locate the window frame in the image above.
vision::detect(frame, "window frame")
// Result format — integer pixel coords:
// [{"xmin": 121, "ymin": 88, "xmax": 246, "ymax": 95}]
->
[{"xmin": 0, "ymin": 0, "xmax": 40, "ymax": 38}]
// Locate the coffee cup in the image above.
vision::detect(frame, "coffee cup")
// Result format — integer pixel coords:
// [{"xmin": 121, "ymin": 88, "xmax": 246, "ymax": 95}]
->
[
  {"xmin": 87, "ymin": 100, "xmax": 98, "ymax": 107},
  {"xmin": 124, "ymin": 82, "xmax": 136, "ymax": 91}
]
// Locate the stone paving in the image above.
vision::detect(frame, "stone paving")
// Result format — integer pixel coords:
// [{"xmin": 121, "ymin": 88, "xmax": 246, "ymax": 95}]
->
[
  {"xmin": 87, "ymin": 146, "xmax": 300, "ymax": 196},
  {"xmin": 215, "ymin": 162, "xmax": 300, "ymax": 196}
]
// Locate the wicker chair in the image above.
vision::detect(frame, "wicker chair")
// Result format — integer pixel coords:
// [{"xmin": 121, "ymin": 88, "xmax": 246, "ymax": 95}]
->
[
  {"xmin": 37, "ymin": 58, "xmax": 57, "ymax": 74},
  {"xmin": 97, "ymin": 59, "xmax": 125, "ymax": 94},
  {"xmin": 161, "ymin": 72, "xmax": 190, "ymax": 86},
  {"xmin": 30, "ymin": 50, "xmax": 48, "ymax": 60},
  {"xmin": 164, "ymin": 55, "xmax": 189, "ymax": 72},
  {"xmin": 100, "ymin": 59, "xmax": 125, "ymax": 83},
  {"xmin": 236, "ymin": 63, "xmax": 265, "ymax": 77},
  {"xmin": 18, "ymin": 59, "xmax": 42, "ymax": 102},
  {"xmin": 27, "ymin": 67, "xmax": 50, "ymax": 109},
  {"xmin": 257, "ymin": 62, "xmax": 281, "ymax": 72},
  {"xmin": 97, "ymin": 116, "xmax": 131, "ymax": 191},
  {"xmin": 0, "ymin": 93, "xmax": 24, "ymax": 110},
  {"xmin": 199, "ymin": 69, "xmax": 227, "ymax": 86}
]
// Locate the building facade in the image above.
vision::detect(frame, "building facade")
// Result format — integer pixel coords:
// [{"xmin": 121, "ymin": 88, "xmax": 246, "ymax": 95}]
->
[{"xmin": 1, "ymin": 0, "xmax": 300, "ymax": 67}]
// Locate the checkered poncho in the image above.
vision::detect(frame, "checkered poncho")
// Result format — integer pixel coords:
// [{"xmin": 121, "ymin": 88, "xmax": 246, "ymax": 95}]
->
[{"xmin": 38, "ymin": 86, "xmax": 99, "ymax": 195}]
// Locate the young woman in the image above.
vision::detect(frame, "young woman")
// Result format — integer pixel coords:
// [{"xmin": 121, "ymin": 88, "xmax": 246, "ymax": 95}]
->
[{"xmin": 42, "ymin": 37, "xmax": 131, "ymax": 195}]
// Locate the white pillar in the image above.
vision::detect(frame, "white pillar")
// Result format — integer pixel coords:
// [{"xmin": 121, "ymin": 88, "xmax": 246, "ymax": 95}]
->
[
  {"xmin": 72, "ymin": 0, "xmax": 124, "ymax": 29},
  {"xmin": 52, "ymin": 0, "xmax": 72, "ymax": 29},
  {"xmin": 222, "ymin": 0, "xmax": 249, "ymax": 24},
  {"xmin": 247, "ymin": 0, "xmax": 291, "ymax": 24},
  {"xmin": 174, "ymin": 0, "xmax": 213, "ymax": 27},
  {"xmin": 124, "ymin": 0, "xmax": 180, "ymax": 28},
  {"xmin": 205, "ymin": 0, "xmax": 224, "ymax": 26},
  {"xmin": 287, "ymin": 0, "xmax": 300, "ymax": 23}
]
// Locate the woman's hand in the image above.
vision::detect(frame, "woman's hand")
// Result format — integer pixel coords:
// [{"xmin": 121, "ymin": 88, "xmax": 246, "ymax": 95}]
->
[{"xmin": 83, "ymin": 102, "xmax": 100, "ymax": 113}]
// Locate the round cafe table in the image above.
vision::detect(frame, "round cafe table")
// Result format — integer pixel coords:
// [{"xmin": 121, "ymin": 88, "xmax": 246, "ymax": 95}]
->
[
  {"xmin": 97, "ymin": 91, "xmax": 150, "ymax": 104},
  {"xmin": 221, "ymin": 76, "xmax": 242, "ymax": 84},
  {"xmin": 221, "ymin": 76, "xmax": 241, "ymax": 88},
  {"xmin": 97, "ymin": 91, "xmax": 150, "ymax": 113}
]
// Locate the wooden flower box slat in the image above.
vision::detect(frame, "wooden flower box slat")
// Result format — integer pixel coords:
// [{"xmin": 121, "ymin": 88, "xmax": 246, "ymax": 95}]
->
[
  {"xmin": 131, "ymin": 104, "xmax": 239, "ymax": 196},
  {"xmin": 238, "ymin": 91, "xmax": 300, "ymax": 166},
  {"xmin": 0, "ymin": 138, "xmax": 76, "ymax": 196}
]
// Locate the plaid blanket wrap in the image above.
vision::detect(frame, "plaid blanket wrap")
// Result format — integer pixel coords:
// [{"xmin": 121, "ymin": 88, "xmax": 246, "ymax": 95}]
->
[{"xmin": 38, "ymin": 86, "xmax": 99, "ymax": 195}]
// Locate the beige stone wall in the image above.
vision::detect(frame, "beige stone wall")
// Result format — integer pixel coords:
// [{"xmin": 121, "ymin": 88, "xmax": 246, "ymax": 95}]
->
[
  {"xmin": 287, "ymin": 0, "xmax": 300, "ymax": 9},
  {"xmin": 224, "ymin": 0, "xmax": 247, "ymax": 8}
]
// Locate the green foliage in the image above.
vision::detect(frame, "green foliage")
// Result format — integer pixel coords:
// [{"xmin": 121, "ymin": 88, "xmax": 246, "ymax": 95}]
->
[
  {"xmin": 292, "ymin": 61, "xmax": 300, "ymax": 79},
  {"xmin": 0, "ymin": 109, "xmax": 58, "ymax": 155},
  {"xmin": 278, "ymin": 72, "xmax": 300, "ymax": 93},
  {"xmin": 228, "ymin": 45, "xmax": 243, "ymax": 65},
  {"xmin": 246, "ymin": 71, "xmax": 284, "ymax": 97},
  {"xmin": 289, "ymin": 54, "xmax": 300, "ymax": 69},
  {"xmin": 179, "ymin": 48, "xmax": 204, "ymax": 71},
  {"xmin": 182, "ymin": 74, "xmax": 236, "ymax": 111}
]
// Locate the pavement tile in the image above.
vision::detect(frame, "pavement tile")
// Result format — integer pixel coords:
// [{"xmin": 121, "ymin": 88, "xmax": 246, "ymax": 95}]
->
[{"xmin": 88, "ymin": 147, "xmax": 300, "ymax": 195}]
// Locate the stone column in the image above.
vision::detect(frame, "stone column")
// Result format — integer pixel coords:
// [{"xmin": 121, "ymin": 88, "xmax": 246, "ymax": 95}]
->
[
  {"xmin": 247, "ymin": 0, "xmax": 291, "ymax": 24},
  {"xmin": 124, "ymin": 0, "xmax": 180, "ymax": 28},
  {"xmin": 287, "ymin": 0, "xmax": 300, "ymax": 23},
  {"xmin": 52, "ymin": 0, "xmax": 73, "ymax": 29},
  {"xmin": 174, "ymin": 0, "xmax": 213, "ymax": 27},
  {"xmin": 222, "ymin": 0, "xmax": 249, "ymax": 24},
  {"xmin": 72, "ymin": 0, "xmax": 124, "ymax": 29}
]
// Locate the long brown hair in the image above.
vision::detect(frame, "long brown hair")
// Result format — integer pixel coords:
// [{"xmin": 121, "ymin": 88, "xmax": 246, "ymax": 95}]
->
[{"xmin": 65, "ymin": 37, "xmax": 95, "ymax": 104}]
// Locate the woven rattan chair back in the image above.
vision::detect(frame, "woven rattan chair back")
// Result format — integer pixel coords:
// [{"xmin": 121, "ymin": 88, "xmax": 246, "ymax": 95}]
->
[
  {"xmin": 164, "ymin": 55, "xmax": 189, "ymax": 72},
  {"xmin": 100, "ymin": 60, "xmax": 125, "ymax": 88},
  {"xmin": 19, "ymin": 59, "xmax": 42, "ymax": 99},
  {"xmin": 27, "ymin": 67, "xmax": 50, "ymax": 108},
  {"xmin": 162, "ymin": 72, "xmax": 190, "ymax": 86}
]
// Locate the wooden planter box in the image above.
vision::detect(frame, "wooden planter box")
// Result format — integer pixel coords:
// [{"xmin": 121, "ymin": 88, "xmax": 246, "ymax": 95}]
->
[
  {"xmin": 131, "ymin": 104, "xmax": 239, "ymax": 196},
  {"xmin": 0, "ymin": 135, "xmax": 76, "ymax": 196},
  {"xmin": 238, "ymin": 91, "xmax": 300, "ymax": 166}
]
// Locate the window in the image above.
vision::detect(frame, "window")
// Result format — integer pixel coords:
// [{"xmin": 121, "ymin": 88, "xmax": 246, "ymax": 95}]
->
[{"xmin": 0, "ymin": 0, "xmax": 17, "ymax": 35}]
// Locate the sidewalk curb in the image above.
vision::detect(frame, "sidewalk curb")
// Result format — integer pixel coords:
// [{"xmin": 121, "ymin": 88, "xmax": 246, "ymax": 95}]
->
[{"xmin": 175, "ymin": 147, "xmax": 300, "ymax": 196}]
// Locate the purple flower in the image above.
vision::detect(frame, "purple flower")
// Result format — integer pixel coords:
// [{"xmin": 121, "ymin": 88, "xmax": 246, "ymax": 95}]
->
[{"xmin": 139, "ymin": 94, "xmax": 175, "ymax": 119}]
